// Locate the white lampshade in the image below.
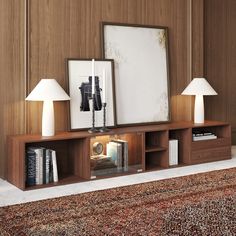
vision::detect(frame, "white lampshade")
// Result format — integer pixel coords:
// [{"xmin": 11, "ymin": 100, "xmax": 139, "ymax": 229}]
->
[
  {"xmin": 181, "ymin": 78, "xmax": 217, "ymax": 124},
  {"xmin": 181, "ymin": 78, "xmax": 217, "ymax": 96},
  {"xmin": 26, "ymin": 79, "xmax": 70, "ymax": 101},
  {"xmin": 26, "ymin": 79, "xmax": 70, "ymax": 136}
]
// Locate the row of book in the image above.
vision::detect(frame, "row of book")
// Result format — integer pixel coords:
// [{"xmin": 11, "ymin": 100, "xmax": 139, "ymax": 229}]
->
[
  {"xmin": 26, "ymin": 147, "xmax": 58, "ymax": 187},
  {"xmin": 192, "ymin": 131, "xmax": 217, "ymax": 141}
]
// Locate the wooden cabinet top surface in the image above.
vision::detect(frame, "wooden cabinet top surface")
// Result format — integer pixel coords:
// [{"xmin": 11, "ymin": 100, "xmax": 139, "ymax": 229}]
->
[{"xmin": 9, "ymin": 120, "xmax": 230, "ymax": 143}]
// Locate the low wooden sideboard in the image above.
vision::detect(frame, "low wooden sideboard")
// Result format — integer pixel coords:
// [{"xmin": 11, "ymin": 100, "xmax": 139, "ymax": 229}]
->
[{"xmin": 7, "ymin": 120, "xmax": 231, "ymax": 190}]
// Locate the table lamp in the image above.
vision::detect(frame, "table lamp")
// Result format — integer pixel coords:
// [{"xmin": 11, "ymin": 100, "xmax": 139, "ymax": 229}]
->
[
  {"xmin": 26, "ymin": 79, "xmax": 70, "ymax": 136},
  {"xmin": 181, "ymin": 78, "xmax": 217, "ymax": 123}
]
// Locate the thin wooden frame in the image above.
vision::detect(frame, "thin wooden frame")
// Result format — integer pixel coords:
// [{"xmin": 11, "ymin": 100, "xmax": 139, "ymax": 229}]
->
[
  {"xmin": 66, "ymin": 58, "xmax": 116, "ymax": 131},
  {"xmin": 101, "ymin": 22, "xmax": 171, "ymax": 126}
]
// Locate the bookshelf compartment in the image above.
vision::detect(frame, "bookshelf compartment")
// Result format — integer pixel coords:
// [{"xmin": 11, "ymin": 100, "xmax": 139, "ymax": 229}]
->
[
  {"xmin": 169, "ymin": 128, "xmax": 191, "ymax": 165},
  {"xmin": 145, "ymin": 151, "xmax": 168, "ymax": 171},
  {"xmin": 192, "ymin": 124, "xmax": 230, "ymax": 140},
  {"xmin": 90, "ymin": 133, "xmax": 144, "ymax": 178},
  {"xmin": 145, "ymin": 130, "xmax": 168, "ymax": 152},
  {"xmin": 23, "ymin": 137, "xmax": 90, "ymax": 190}
]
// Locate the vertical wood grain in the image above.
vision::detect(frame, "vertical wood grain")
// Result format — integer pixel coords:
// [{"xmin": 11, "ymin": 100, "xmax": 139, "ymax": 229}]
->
[
  {"xmin": 27, "ymin": 0, "xmax": 193, "ymax": 133},
  {"xmin": 0, "ymin": 0, "xmax": 26, "ymax": 178},
  {"xmin": 204, "ymin": 0, "xmax": 236, "ymax": 143},
  {"xmin": 0, "ymin": 0, "xmax": 205, "ymax": 178}
]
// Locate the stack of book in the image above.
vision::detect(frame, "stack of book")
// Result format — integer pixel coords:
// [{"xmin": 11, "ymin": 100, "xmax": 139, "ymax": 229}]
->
[
  {"xmin": 169, "ymin": 139, "xmax": 178, "ymax": 166},
  {"xmin": 106, "ymin": 139, "xmax": 129, "ymax": 172},
  {"xmin": 26, "ymin": 147, "xmax": 58, "ymax": 187},
  {"xmin": 90, "ymin": 154, "xmax": 116, "ymax": 170},
  {"xmin": 192, "ymin": 131, "xmax": 217, "ymax": 141}
]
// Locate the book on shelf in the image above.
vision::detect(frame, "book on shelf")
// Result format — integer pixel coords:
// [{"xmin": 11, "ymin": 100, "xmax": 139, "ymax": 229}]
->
[
  {"xmin": 111, "ymin": 139, "xmax": 129, "ymax": 171},
  {"xmin": 192, "ymin": 134, "xmax": 217, "ymax": 141},
  {"xmin": 106, "ymin": 142, "xmax": 122, "ymax": 171},
  {"xmin": 27, "ymin": 147, "xmax": 44, "ymax": 185},
  {"xmin": 192, "ymin": 130, "xmax": 217, "ymax": 141},
  {"xmin": 26, "ymin": 149, "xmax": 36, "ymax": 186},
  {"xmin": 51, "ymin": 150, "xmax": 58, "ymax": 182},
  {"xmin": 169, "ymin": 139, "xmax": 178, "ymax": 166},
  {"xmin": 26, "ymin": 147, "xmax": 58, "ymax": 186},
  {"xmin": 90, "ymin": 155, "xmax": 116, "ymax": 170}
]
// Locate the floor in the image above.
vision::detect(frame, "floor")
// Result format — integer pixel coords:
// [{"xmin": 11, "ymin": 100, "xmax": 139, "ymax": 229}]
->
[{"xmin": 1, "ymin": 146, "xmax": 236, "ymax": 207}]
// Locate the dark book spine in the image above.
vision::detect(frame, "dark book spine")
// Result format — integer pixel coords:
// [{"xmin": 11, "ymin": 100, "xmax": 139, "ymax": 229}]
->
[
  {"xmin": 42, "ymin": 148, "xmax": 46, "ymax": 184},
  {"xmin": 49, "ymin": 150, "xmax": 53, "ymax": 183},
  {"xmin": 26, "ymin": 149, "xmax": 36, "ymax": 186},
  {"xmin": 45, "ymin": 149, "xmax": 50, "ymax": 184}
]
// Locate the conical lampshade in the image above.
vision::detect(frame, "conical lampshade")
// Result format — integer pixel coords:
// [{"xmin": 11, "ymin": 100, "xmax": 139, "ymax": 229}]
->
[
  {"xmin": 25, "ymin": 79, "xmax": 70, "ymax": 136},
  {"xmin": 181, "ymin": 78, "xmax": 217, "ymax": 96},
  {"xmin": 26, "ymin": 79, "xmax": 70, "ymax": 101}
]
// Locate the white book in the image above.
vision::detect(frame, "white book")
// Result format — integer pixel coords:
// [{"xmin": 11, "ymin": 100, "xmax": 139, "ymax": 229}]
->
[
  {"xmin": 113, "ymin": 139, "xmax": 129, "ymax": 171},
  {"xmin": 169, "ymin": 140, "xmax": 178, "ymax": 166},
  {"xmin": 107, "ymin": 142, "xmax": 122, "ymax": 171},
  {"xmin": 51, "ymin": 150, "xmax": 58, "ymax": 182},
  {"xmin": 193, "ymin": 134, "xmax": 217, "ymax": 141},
  {"xmin": 45, "ymin": 149, "xmax": 50, "ymax": 184}
]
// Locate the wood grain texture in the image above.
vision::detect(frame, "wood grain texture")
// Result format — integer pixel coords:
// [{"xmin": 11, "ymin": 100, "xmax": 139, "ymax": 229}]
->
[
  {"xmin": 27, "ymin": 0, "xmax": 193, "ymax": 133},
  {"xmin": 192, "ymin": 0, "xmax": 204, "ymax": 77},
  {"xmin": 0, "ymin": 0, "xmax": 26, "ymax": 178},
  {"xmin": 7, "ymin": 121, "xmax": 231, "ymax": 190},
  {"xmin": 204, "ymin": 0, "xmax": 236, "ymax": 143},
  {"xmin": 1, "ymin": 0, "xmax": 206, "ymax": 178}
]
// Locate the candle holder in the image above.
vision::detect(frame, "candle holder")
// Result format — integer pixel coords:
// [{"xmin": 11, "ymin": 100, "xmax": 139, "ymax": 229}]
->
[
  {"xmin": 88, "ymin": 94, "xmax": 99, "ymax": 133},
  {"xmin": 100, "ymin": 102, "xmax": 110, "ymax": 133}
]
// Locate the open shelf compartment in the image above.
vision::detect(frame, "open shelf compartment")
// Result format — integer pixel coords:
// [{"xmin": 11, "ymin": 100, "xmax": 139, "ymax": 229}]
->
[
  {"xmin": 90, "ymin": 132, "xmax": 144, "ymax": 178},
  {"xmin": 24, "ymin": 137, "xmax": 90, "ymax": 190}
]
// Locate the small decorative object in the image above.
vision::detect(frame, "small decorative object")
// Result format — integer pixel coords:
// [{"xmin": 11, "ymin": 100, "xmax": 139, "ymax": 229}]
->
[
  {"xmin": 26, "ymin": 79, "xmax": 70, "ymax": 136},
  {"xmin": 88, "ymin": 59, "xmax": 99, "ymax": 133},
  {"xmin": 100, "ymin": 68, "xmax": 110, "ymax": 133},
  {"xmin": 181, "ymin": 78, "xmax": 217, "ymax": 123},
  {"xmin": 93, "ymin": 142, "xmax": 104, "ymax": 155},
  {"xmin": 102, "ymin": 22, "xmax": 170, "ymax": 126},
  {"xmin": 67, "ymin": 58, "xmax": 116, "ymax": 131}
]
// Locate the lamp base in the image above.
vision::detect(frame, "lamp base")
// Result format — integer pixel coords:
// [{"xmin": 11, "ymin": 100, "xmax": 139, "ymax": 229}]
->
[
  {"xmin": 194, "ymin": 95, "xmax": 204, "ymax": 123},
  {"xmin": 42, "ymin": 100, "xmax": 55, "ymax": 136}
]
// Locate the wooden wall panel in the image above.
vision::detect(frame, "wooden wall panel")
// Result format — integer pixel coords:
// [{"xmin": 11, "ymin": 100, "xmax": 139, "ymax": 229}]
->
[
  {"xmin": 27, "ymin": 0, "xmax": 193, "ymax": 135},
  {"xmin": 0, "ymin": 0, "xmax": 205, "ymax": 178},
  {"xmin": 192, "ymin": 0, "xmax": 204, "ymax": 77},
  {"xmin": 0, "ymin": 0, "xmax": 26, "ymax": 178},
  {"xmin": 204, "ymin": 0, "xmax": 236, "ymax": 143}
]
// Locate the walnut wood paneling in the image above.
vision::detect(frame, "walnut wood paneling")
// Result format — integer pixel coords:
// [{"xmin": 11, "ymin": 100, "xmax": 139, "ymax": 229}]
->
[
  {"xmin": 192, "ymin": 0, "xmax": 204, "ymax": 77},
  {"xmin": 27, "ymin": 0, "xmax": 193, "ymax": 134},
  {"xmin": 0, "ymin": 0, "xmax": 26, "ymax": 178},
  {"xmin": 1, "ymin": 0, "xmax": 205, "ymax": 178},
  {"xmin": 204, "ymin": 0, "xmax": 236, "ymax": 143}
]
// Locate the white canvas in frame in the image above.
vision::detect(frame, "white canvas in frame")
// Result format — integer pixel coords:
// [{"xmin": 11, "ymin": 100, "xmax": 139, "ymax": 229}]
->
[
  {"xmin": 103, "ymin": 24, "xmax": 170, "ymax": 125},
  {"xmin": 67, "ymin": 60, "xmax": 115, "ymax": 130}
]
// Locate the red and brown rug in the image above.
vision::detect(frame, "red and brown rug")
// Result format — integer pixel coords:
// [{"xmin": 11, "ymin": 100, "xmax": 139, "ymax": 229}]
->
[{"xmin": 0, "ymin": 168, "xmax": 236, "ymax": 235}]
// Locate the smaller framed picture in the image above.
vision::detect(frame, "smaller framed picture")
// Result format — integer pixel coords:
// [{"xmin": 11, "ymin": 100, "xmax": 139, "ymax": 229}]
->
[{"xmin": 66, "ymin": 58, "xmax": 116, "ymax": 131}]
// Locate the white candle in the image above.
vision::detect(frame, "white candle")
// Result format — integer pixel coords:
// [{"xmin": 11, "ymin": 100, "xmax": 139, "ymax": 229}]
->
[
  {"xmin": 91, "ymin": 59, "xmax": 95, "ymax": 95},
  {"xmin": 102, "ymin": 68, "xmax": 106, "ymax": 103}
]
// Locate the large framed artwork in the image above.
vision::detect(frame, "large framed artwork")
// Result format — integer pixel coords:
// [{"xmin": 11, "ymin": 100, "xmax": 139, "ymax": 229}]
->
[
  {"xmin": 67, "ymin": 59, "xmax": 116, "ymax": 131},
  {"xmin": 102, "ymin": 22, "xmax": 170, "ymax": 126}
]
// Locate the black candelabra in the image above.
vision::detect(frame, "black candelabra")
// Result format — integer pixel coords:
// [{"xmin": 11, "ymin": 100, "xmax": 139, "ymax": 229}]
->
[
  {"xmin": 88, "ymin": 94, "xmax": 99, "ymax": 133},
  {"xmin": 100, "ymin": 102, "xmax": 110, "ymax": 133}
]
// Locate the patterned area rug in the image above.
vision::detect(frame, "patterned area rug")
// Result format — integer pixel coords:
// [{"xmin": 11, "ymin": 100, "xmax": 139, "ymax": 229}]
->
[{"xmin": 0, "ymin": 168, "xmax": 236, "ymax": 236}]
